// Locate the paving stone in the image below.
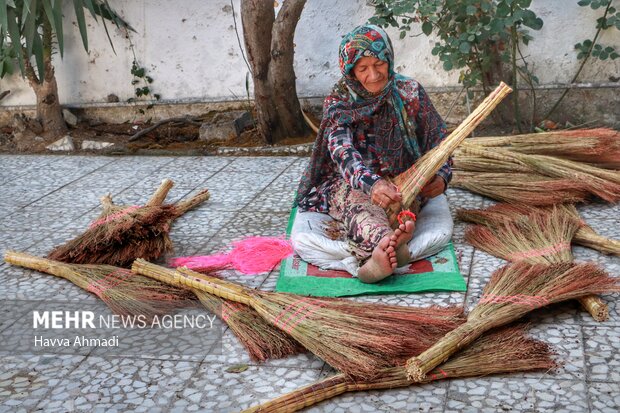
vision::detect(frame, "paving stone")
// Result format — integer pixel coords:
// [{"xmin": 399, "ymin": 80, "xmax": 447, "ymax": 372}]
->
[
  {"xmin": 588, "ymin": 382, "xmax": 620, "ymax": 412},
  {"xmin": 445, "ymin": 378, "xmax": 588, "ymax": 413},
  {"xmin": 583, "ymin": 326, "xmax": 620, "ymax": 383},
  {"xmin": 171, "ymin": 362, "xmax": 322, "ymax": 412},
  {"xmin": 0, "ymin": 355, "xmax": 85, "ymax": 411},
  {"xmin": 33, "ymin": 356, "xmax": 197, "ymax": 412}
]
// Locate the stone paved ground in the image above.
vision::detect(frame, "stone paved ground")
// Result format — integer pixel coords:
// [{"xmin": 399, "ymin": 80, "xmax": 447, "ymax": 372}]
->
[{"xmin": 0, "ymin": 154, "xmax": 618, "ymax": 413}]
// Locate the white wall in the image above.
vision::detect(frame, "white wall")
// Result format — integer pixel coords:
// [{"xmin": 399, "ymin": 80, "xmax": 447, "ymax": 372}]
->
[{"xmin": 1, "ymin": 0, "xmax": 619, "ymax": 107}]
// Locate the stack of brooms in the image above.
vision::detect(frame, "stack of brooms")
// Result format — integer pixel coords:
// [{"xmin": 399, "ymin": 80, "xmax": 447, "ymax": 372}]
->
[
  {"xmin": 5, "ymin": 179, "xmax": 306, "ymax": 362},
  {"xmin": 401, "ymin": 125, "xmax": 620, "ymax": 383}
]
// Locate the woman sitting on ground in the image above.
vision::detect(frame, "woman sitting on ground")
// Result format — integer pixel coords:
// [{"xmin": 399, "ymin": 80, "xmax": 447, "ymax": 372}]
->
[{"xmin": 295, "ymin": 24, "xmax": 451, "ymax": 283}]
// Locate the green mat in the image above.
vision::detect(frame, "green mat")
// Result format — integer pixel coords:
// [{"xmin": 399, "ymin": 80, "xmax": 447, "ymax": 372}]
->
[{"xmin": 276, "ymin": 207, "xmax": 466, "ymax": 297}]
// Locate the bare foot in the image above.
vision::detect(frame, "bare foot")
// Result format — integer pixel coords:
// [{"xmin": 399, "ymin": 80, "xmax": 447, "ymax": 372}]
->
[
  {"xmin": 389, "ymin": 221, "xmax": 415, "ymax": 267},
  {"xmin": 358, "ymin": 235, "xmax": 397, "ymax": 283}
]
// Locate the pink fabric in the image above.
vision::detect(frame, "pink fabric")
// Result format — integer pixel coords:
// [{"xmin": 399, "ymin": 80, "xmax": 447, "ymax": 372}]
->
[{"xmin": 169, "ymin": 236, "xmax": 294, "ymax": 274}]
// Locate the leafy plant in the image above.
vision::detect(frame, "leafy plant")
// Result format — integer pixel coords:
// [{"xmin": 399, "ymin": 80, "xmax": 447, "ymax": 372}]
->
[
  {"xmin": 370, "ymin": 1, "xmax": 542, "ymax": 90},
  {"xmin": 0, "ymin": 0, "xmax": 132, "ymax": 135},
  {"xmin": 126, "ymin": 33, "xmax": 160, "ymax": 113}
]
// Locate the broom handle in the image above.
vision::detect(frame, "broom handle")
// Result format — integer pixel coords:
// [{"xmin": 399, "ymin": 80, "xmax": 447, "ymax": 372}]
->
[
  {"xmin": 132, "ymin": 259, "xmax": 254, "ymax": 305},
  {"xmin": 388, "ymin": 82, "xmax": 513, "ymax": 225},
  {"xmin": 174, "ymin": 189, "xmax": 211, "ymax": 215},
  {"xmin": 574, "ymin": 227, "xmax": 620, "ymax": 256},
  {"xmin": 405, "ymin": 319, "xmax": 486, "ymax": 382},
  {"xmin": 131, "ymin": 259, "xmax": 185, "ymax": 287},
  {"xmin": 3, "ymin": 251, "xmax": 86, "ymax": 287},
  {"xmin": 146, "ymin": 179, "xmax": 174, "ymax": 206},
  {"xmin": 174, "ymin": 268, "xmax": 254, "ymax": 306},
  {"xmin": 578, "ymin": 295, "xmax": 609, "ymax": 322}
]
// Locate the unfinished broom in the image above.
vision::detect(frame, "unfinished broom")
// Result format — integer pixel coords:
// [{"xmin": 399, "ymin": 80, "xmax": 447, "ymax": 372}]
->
[
  {"xmin": 466, "ymin": 128, "xmax": 620, "ymax": 169},
  {"xmin": 458, "ymin": 203, "xmax": 614, "ymax": 321},
  {"xmin": 47, "ymin": 180, "xmax": 210, "ymax": 267},
  {"xmin": 405, "ymin": 261, "xmax": 620, "ymax": 382},
  {"xmin": 452, "ymin": 171, "xmax": 590, "ymax": 205},
  {"xmin": 131, "ymin": 260, "xmax": 303, "ymax": 362},
  {"xmin": 385, "ymin": 82, "xmax": 513, "ymax": 226},
  {"xmin": 243, "ymin": 325, "xmax": 557, "ymax": 413},
  {"xmin": 4, "ymin": 251, "xmax": 193, "ymax": 319},
  {"xmin": 132, "ymin": 259, "xmax": 464, "ymax": 380}
]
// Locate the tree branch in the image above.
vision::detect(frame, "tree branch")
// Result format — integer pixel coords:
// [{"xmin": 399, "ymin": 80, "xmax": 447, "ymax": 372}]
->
[{"xmin": 240, "ymin": 0, "xmax": 275, "ymax": 80}]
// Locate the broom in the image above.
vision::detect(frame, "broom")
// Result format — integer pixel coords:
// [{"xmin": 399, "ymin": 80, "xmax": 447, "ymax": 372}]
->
[
  {"xmin": 405, "ymin": 261, "xmax": 620, "ymax": 382},
  {"xmin": 243, "ymin": 325, "xmax": 557, "ymax": 413},
  {"xmin": 457, "ymin": 203, "xmax": 620, "ymax": 257},
  {"xmin": 132, "ymin": 259, "xmax": 465, "ymax": 380},
  {"xmin": 466, "ymin": 128, "xmax": 620, "ymax": 169},
  {"xmin": 451, "ymin": 171, "xmax": 590, "ymax": 205},
  {"xmin": 47, "ymin": 180, "xmax": 210, "ymax": 267},
  {"xmin": 385, "ymin": 82, "xmax": 513, "ymax": 226},
  {"xmin": 4, "ymin": 251, "xmax": 193, "ymax": 320},
  {"xmin": 458, "ymin": 144, "xmax": 620, "ymax": 202},
  {"xmin": 457, "ymin": 204, "xmax": 609, "ymax": 321},
  {"xmin": 463, "ymin": 207, "xmax": 608, "ymax": 321},
  {"xmin": 131, "ymin": 260, "xmax": 304, "ymax": 362}
]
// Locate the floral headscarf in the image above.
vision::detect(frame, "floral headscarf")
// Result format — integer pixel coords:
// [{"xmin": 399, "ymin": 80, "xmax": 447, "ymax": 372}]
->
[{"xmin": 295, "ymin": 24, "xmax": 426, "ymax": 208}]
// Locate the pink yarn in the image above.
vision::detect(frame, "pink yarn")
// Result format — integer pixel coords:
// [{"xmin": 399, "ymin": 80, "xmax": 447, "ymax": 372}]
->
[{"xmin": 169, "ymin": 236, "xmax": 293, "ymax": 275}]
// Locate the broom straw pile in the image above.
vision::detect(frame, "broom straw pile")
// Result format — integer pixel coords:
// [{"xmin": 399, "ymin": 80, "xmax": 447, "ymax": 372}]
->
[
  {"xmin": 4, "ymin": 251, "xmax": 193, "ymax": 320},
  {"xmin": 386, "ymin": 82, "xmax": 513, "ymax": 226},
  {"xmin": 243, "ymin": 325, "xmax": 556, "ymax": 413},
  {"xmin": 452, "ymin": 171, "xmax": 590, "ymax": 205},
  {"xmin": 455, "ymin": 143, "xmax": 620, "ymax": 203},
  {"xmin": 132, "ymin": 259, "xmax": 464, "ymax": 380},
  {"xmin": 466, "ymin": 128, "xmax": 620, "ymax": 169},
  {"xmin": 405, "ymin": 261, "xmax": 619, "ymax": 382}
]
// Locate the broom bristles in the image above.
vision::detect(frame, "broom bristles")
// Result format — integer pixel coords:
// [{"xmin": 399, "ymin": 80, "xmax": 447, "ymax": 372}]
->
[
  {"xmin": 464, "ymin": 207, "xmax": 580, "ymax": 265},
  {"xmin": 243, "ymin": 324, "xmax": 557, "ymax": 413},
  {"xmin": 136, "ymin": 261, "xmax": 466, "ymax": 380},
  {"xmin": 452, "ymin": 172, "xmax": 590, "ymax": 205},
  {"xmin": 193, "ymin": 290, "xmax": 304, "ymax": 361},
  {"xmin": 405, "ymin": 262, "xmax": 620, "ymax": 381}
]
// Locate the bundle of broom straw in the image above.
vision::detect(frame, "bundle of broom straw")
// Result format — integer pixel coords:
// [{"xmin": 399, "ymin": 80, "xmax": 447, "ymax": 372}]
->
[
  {"xmin": 455, "ymin": 143, "xmax": 620, "ymax": 203},
  {"xmin": 4, "ymin": 251, "xmax": 193, "ymax": 320},
  {"xmin": 466, "ymin": 128, "xmax": 620, "ymax": 169},
  {"xmin": 243, "ymin": 325, "xmax": 557, "ymax": 413},
  {"xmin": 132, "ymin": 259, "xmax": 464, "ymax": 380},
  {"xmin": 47, "ymin": 179, "xmax": 210, "ymax": 267},
  {"xmin": 451, "ymin": 171, "xmax": 590, "ymax": 205},
  {"xmin": 462, "ymin": 206, "xmax": 608, "ymax": 321},
  {"xmin": 457, "ymin": 203, "xmax": 620, "ymax": 257},
  {"xmin": 385, "ymin": 82, "xmax": 513, "ymax": 226},
  {"xmin": 405, "ymin": 261, "xmax": 620, "ymax": 382}
]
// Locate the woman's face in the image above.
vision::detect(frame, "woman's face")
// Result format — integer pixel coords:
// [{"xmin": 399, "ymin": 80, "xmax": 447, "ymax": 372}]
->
[{"xmin": 352, "ymin": 56, "xmax": 389, "ymax": 94}]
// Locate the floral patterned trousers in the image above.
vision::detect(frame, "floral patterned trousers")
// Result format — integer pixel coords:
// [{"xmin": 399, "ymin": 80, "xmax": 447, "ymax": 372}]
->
[{"xmin": 326, "ymin": 179, "xmax": 393, "ymax": 261}]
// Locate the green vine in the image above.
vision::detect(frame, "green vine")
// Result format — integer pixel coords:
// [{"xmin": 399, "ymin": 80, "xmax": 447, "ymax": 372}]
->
[{"xmin": 125, "ymin": 32, "xmax": 160, "ymax": 113}]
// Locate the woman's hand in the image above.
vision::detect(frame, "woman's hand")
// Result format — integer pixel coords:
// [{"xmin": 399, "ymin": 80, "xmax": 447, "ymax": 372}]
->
[
  {"xmin": 371, "ymin": 179, "xmax": 402, "ymax": 208},
  {"xmin": 420, "ymin": 175, "xmax": 446, "ymax": 199}
]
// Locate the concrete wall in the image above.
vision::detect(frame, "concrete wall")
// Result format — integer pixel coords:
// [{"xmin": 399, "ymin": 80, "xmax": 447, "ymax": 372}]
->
[{"xmin": 1, "ymin": 0, "xmax": 619, "ymax": 123}]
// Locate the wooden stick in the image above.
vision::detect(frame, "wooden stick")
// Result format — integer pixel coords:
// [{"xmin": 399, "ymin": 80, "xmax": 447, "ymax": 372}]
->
[
  {"xmin": 146, "ymin": 179, "xmax": 174, "ymax": 206},
  {"xmin": 128, "ymin": 116, "xmax": 202, "ymax": 142}
]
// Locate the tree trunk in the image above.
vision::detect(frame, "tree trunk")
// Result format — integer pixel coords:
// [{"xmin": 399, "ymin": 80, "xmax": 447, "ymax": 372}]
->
[
  {"xmin": 24, "ymin": 19, "xmax": 67, "ymax": 137},
  {"xmin": 241, "ymin": 0, "xmax": 309, "ymax": 144},
  {"xmin": 34, "ymin": 68, "xmax": 67, "ymax": 136}
]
